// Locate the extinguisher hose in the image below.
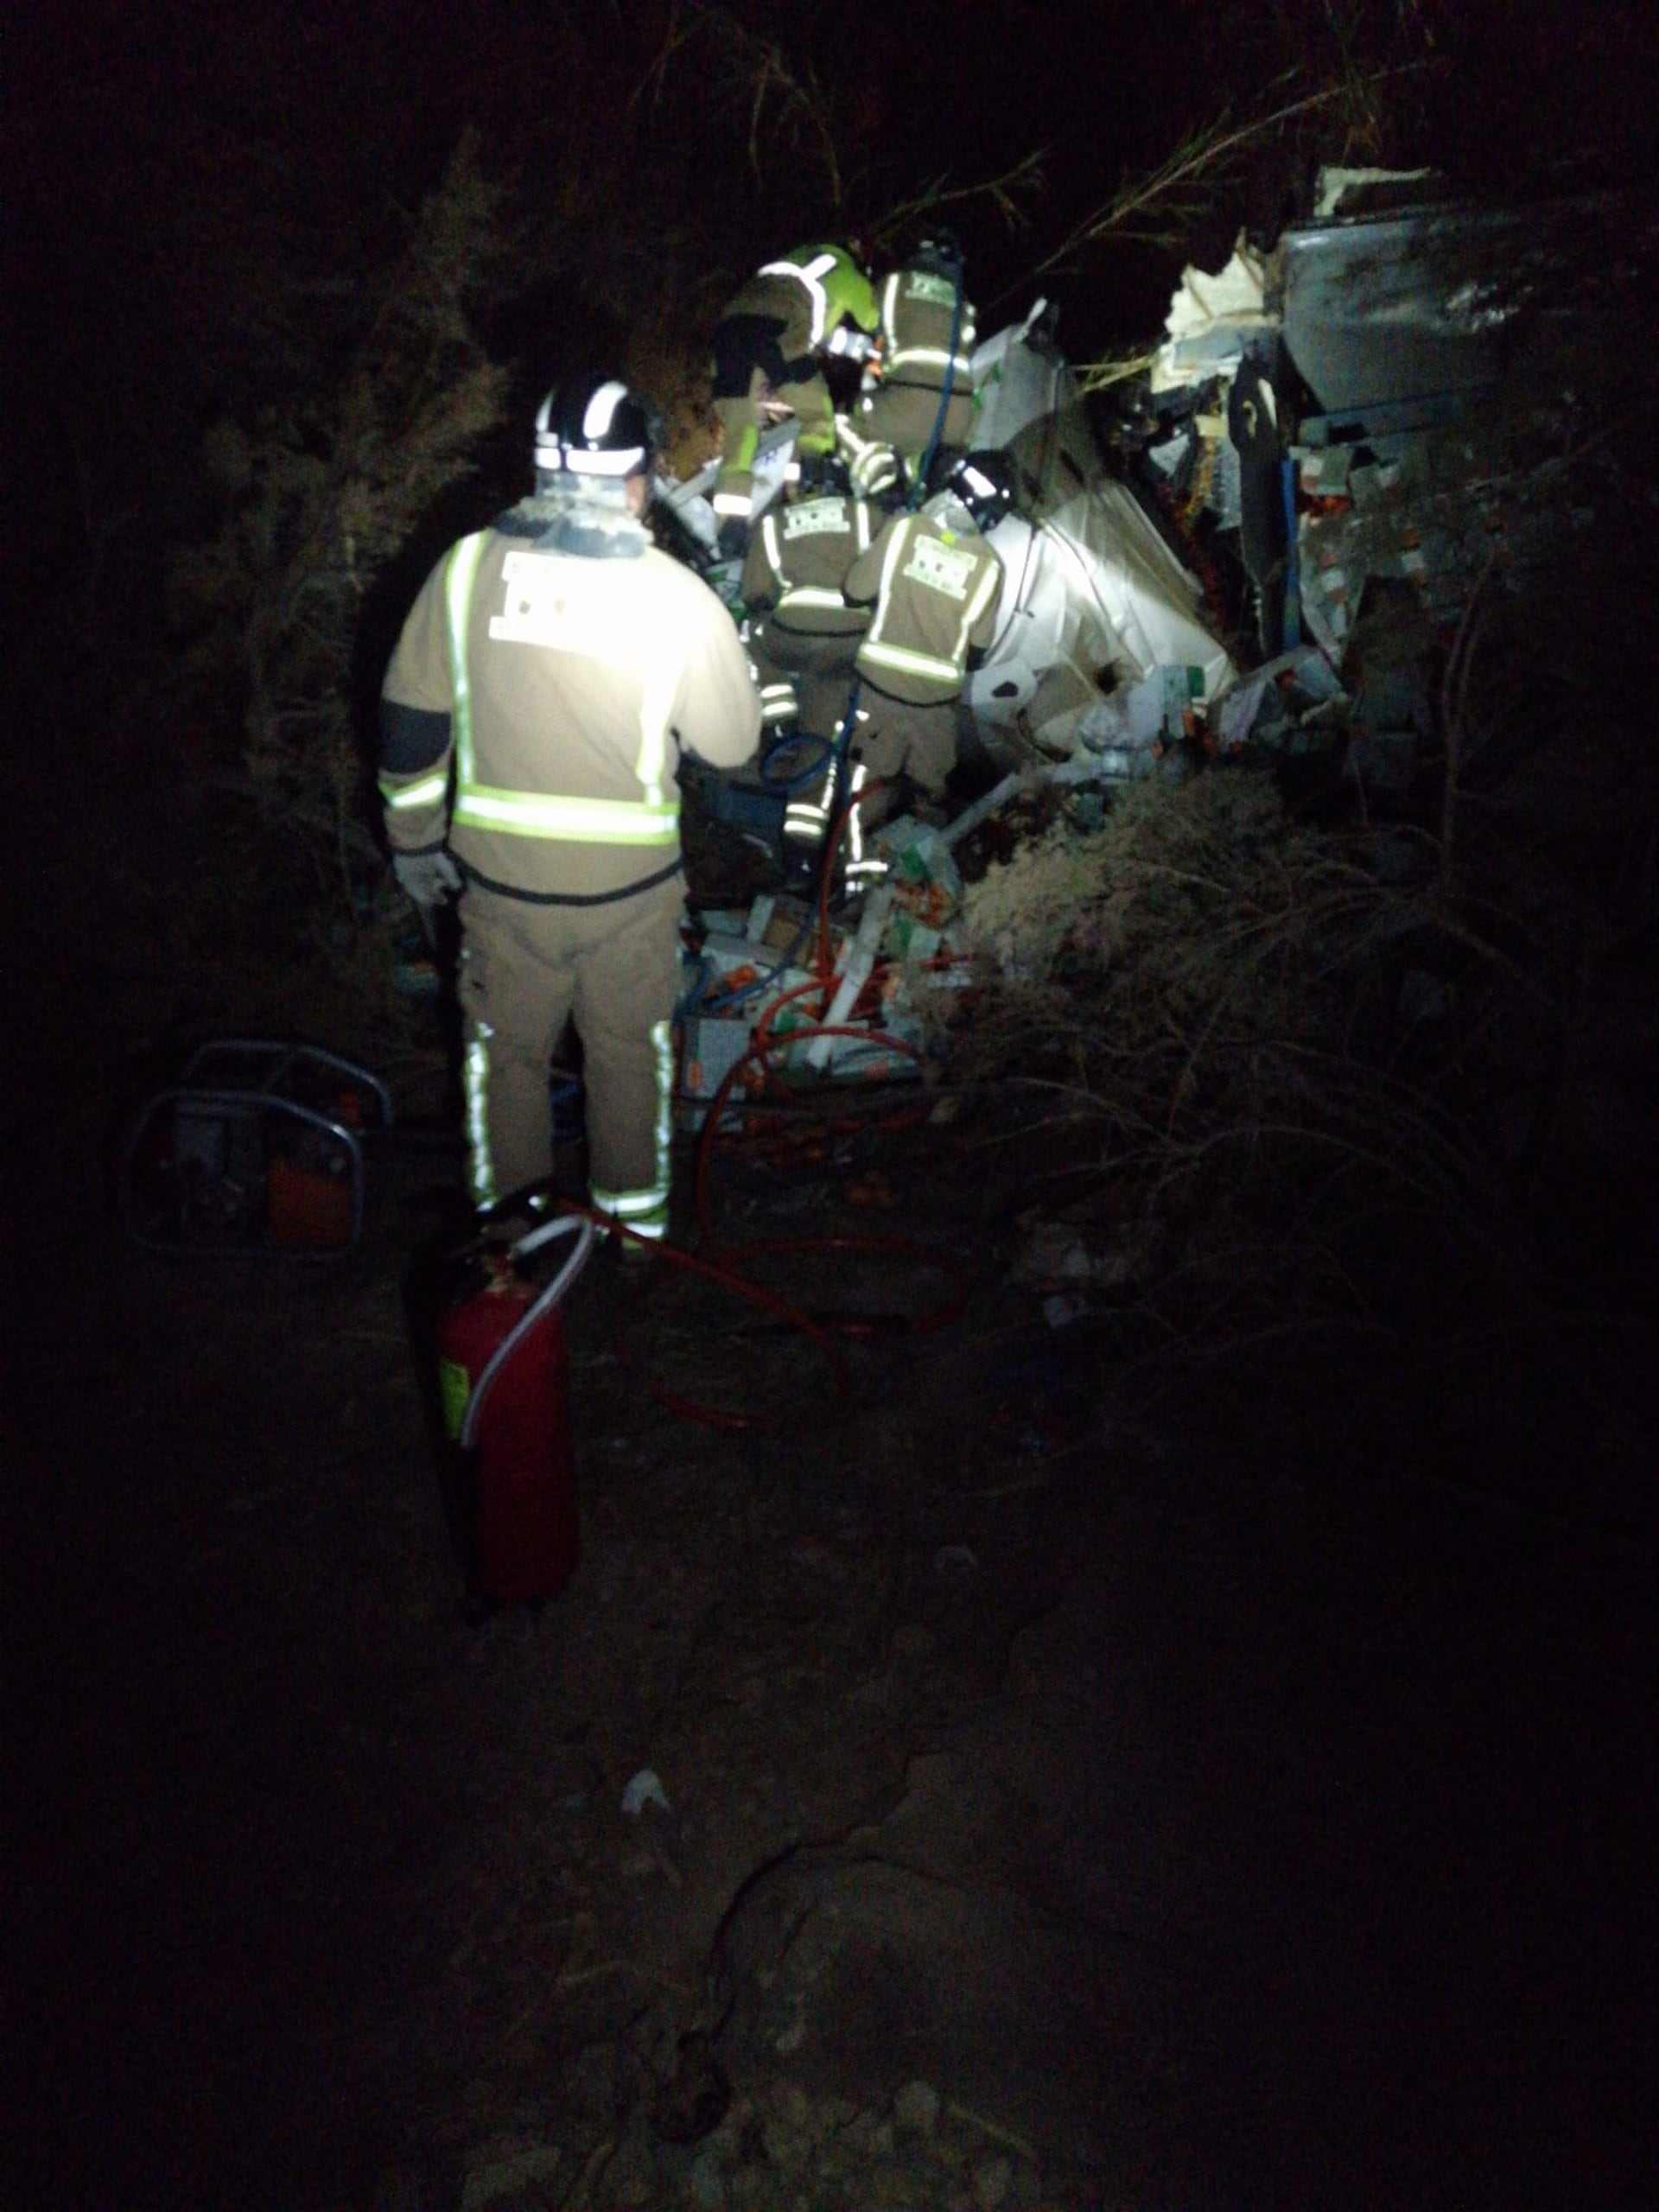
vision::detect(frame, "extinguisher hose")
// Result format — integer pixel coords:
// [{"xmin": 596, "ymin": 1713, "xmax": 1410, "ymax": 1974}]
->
[{"xmin": 458, "ymin": 1214, "xmax": 594, "ymax": 1451}]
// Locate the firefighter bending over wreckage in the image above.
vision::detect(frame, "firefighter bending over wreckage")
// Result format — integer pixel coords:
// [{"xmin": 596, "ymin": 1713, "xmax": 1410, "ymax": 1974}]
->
[
  {"xmin": 838, "ymin": 233, "xmax": 979, "ymax": 501},
  {"xmin": 841, "ymin": 451, "xmax": 1013, "ymax": 825},
  {"xmin": 708, "ymin": 243, "xmax": 879, "ymax": 559},
  {"xmin": 379, "ymin": 378, "xmax": 761, "ymax": 1237},
  {"xmin": 739, "ymin": 454, "xmax": 880, "ymax": 875}
]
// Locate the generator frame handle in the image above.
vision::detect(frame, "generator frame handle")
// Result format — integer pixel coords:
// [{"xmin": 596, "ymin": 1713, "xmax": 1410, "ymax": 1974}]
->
[
  {"xmin": 178, "ymin": 1039, "xmax": 394, "ymax": 1128},
  {"xmin": 117, "ymin": 1089, "xmax": 367, "ymax": 1255}
]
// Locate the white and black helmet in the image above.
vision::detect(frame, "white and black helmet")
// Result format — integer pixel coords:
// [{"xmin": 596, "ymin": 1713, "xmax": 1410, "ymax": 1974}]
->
[
  {"xmin": 910, "ymin": 230, "xmax": 963, "ymax": 280},
  {"xmin": 534, "ymin": 378, "xmax": 661, "ymax": 479},
  {"xmin": 942, "ymin": 448, "xmax": 1018, "ymax": 531}
]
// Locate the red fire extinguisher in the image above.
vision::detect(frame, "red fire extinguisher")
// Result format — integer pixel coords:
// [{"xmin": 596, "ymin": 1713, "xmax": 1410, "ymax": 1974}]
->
[{"xmin": 435, "ymin": 1212, "xmax": 594, "ymax": 1605}]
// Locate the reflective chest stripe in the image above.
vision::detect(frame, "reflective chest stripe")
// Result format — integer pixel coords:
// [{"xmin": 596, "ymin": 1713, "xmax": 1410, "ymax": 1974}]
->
[
  {"xmin": 886, "ymin": 337, "xmax": 977, "ymax": 382},
  {"xmin": 443, "ymin": 533, "xmax": 680, "ymax": 847},
  {"xmin": 880, "ymin": 272, "xmax": 976, "ymax": 383},
  {"xmin": 445, "ymin": 531, "xmax": 491, "ymax": 788},
  {"xmin": 858, "ymin": 522, "xmax": 1001, "ymax": 690},
  {"xmin": 758, "ymin": 254, "xmax": 833, "ymax": 346},
  {"xmin": 778, "ymin": 584, "xmax": 863, "ymax": 618},
  {"xmin": 454, "ymin": 788, "xmax": 679, "ymax": 842},
  {"xmin": 758, "ymin": 511, "xmax": 789, "ymax": 595}
]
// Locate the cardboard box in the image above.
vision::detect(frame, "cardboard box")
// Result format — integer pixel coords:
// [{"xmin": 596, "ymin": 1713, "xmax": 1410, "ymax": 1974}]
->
[{"xmin": 679, "ymin": 1014, "xmax": 754, "ymax": 1130}]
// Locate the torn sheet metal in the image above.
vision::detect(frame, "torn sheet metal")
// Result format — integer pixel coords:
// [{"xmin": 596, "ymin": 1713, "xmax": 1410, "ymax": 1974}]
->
[
  {"xmin": 1281, "ymin": 204, "xmax": 1523, "ymax": 415},
  {"xmin": 1141, "ymin": 175, "xmax": 1584, "ymax": 423},
  {"xmin": 970, "ymin": 308, "xmax": 1104, "ymax": 487},
  {"xmin": 1149, "ymin": 235, "xmax": 1272, "ymax": 394},
  {"xmin": 1127, "ymin": 181, "xmax": 1618, "ymax": 794},
  {"xmin": 1211, "ymin": 645, "xmax": 1345, "ymax": 753},
  {"xmin": 1281, "ymin": 187, "xmax": 1617, "ymax": 415},
  {"xmin": 972, "ymin": 318, "xmax": 1235, "ymax": 705}
]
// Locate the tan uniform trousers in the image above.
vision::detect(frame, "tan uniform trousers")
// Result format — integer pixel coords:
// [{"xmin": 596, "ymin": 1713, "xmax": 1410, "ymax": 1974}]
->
[
  {"xmin": 458, "ymin": 874, "xmax": 683, "ymax": 1219},
  {"xmin": 750, "ymin": 626, "xmax": 864, "ymax": 863},
  {"xmin": 855, "ymin": 688, "xmax": 959, "ymax": 799},
  {"xmin": 750, "ymin": 622, "xmax": 861, "ymax": 741}
]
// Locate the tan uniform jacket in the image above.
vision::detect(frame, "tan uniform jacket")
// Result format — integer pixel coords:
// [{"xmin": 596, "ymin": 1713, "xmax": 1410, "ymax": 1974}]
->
[
  {"xmin": 842, "ymin": 511, "xmax": 1002, "ymax": 707},
  {"xmin": 874, "ymin": 264, "xmax": 977, "ymax": 397},
  {"xmin": 381, "ymin": 519, "xmax": 760, "ymax": 900},
  {"xmin": 841, "ymin": 268, "xmax": 977, "ymax": 491},
  {"xmin": 740, "ymin": 493, "xmax": 877, "ymax": 639}
]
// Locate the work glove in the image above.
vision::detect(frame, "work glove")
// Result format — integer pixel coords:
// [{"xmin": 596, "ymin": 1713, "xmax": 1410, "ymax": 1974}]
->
[
  {"xmin": 715, "ymin": 516, "xmax": 750, "ymax": 563},
  {"xmin": 392, "ymin": 849, "xmax": 462, "ymax": 908},
  {"xmin": 849, "ymin": 441, "xmax": 900, "ymax": 500}
]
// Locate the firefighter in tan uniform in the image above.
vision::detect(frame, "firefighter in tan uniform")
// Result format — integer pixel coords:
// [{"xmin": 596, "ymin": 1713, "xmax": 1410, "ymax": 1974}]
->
[
  {"xmin": 837, "ymin": 236, "xmax": 977, "ymax": 502},
  {"xmin": 379, "ymin": 379, "xmax": 761, "ymax": 1236},
  {"xmin": 740, "ymin": 462, "xmax": 877, "ymax": 866},
  {"xmin": 709, "ymin": 245, "xmax": 879, "ymax": 556},
  {"xmin": 841, "ymin": 451, "xmax": 1014, "ymax": 815}
]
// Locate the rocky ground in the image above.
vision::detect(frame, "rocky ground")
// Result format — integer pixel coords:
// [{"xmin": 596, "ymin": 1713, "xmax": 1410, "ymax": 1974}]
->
[{"xmin": 5, "ymin": 1027, "xmax": 1657, "ymax": 2210}]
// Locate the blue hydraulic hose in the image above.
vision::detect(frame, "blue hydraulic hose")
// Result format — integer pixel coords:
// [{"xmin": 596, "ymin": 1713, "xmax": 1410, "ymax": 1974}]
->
[
  {"xmin": 759, "ymin": 729, "xmax": 835, "ymax": 793},
  {"xmin": 910, "ymin": 255, "xmax": 966, "ymax": 511},
  {"xmin": 822, "ymin": 671, "xmax": 862, "ymax": 824}
]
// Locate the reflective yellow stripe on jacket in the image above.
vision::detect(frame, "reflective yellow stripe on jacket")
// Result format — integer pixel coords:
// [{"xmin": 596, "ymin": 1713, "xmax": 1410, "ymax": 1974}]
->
[
  {"xmin": 858, "ymin": 519, "xmax": 1002, "ymax": 694},
  {"xmin": 443, "ymin": 531, "xmax": 680, "ymax": 849},
  {"xmin": 879, "ymin": 270, "xmax": 976, "ymax": 385},
  {"xmin": 758, "ymin": 251, "xmax": 836, "ymax": 346}
]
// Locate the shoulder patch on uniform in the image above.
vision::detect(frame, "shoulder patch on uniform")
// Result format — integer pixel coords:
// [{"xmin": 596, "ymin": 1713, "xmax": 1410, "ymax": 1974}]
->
[
  {"xmin": 783, "ymin": 498, "xmax": 850, "ymax": 539},
  {"xmin": 902, "ymin": 535, "xmax": 977, "ymax": 601},
  {"xmin": 487, "ymin": 550, "xmax": 650, "ymax": 658},
  {"xmin": 904, "ymin": 270, "xmax": 958, "ymax": 308}
]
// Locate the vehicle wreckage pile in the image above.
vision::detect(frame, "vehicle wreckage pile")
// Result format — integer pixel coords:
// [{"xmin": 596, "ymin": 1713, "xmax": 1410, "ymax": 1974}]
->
[{"xmin": 652, "ymin": 172, "xmax": 1639, "ymax": 1334}]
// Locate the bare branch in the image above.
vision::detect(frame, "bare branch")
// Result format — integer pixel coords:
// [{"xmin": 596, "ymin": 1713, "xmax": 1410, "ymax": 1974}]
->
[
  {"xmin": 870, "ymin": 150, "xmax": 1049, "ymax": 252},
  {"xmin": 995, "ymin": 66, "xmax": 1431, "ymax": 308}
]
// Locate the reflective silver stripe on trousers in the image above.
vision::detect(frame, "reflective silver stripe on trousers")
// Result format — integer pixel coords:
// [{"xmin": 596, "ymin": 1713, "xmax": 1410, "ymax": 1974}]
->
[
  {"xmin": 464, "ymin": 1024, "xmax": 495, "ymax": 1206},
  {"xmin": 588, "ymin": 1019, "xmax": 674, "ymax": 1238}
]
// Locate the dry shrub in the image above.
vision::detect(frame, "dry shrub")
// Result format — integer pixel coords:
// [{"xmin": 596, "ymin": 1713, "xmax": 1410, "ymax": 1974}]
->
[
  {"xmin": 161, "ymin": 135, "xmax": 512, "ymax": 941},
  {"xmin": 941, "ymin": 768, "xmax": 1553, "ymax": 1351}
]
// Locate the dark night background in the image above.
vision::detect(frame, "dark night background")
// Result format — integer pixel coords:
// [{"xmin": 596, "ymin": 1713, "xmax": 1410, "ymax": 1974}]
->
[{"xmin": 5, "ymin": 4, "xmax": 1659, "ymax": 2208}]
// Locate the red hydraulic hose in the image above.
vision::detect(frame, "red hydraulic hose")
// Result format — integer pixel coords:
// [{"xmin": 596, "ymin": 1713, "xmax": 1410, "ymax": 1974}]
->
[
  {"xmin": 561, "ymin": 1197, "xmax": 853, "ymax": 1431},
  {"xmin": 690, "ymin": 1022, "xmax": 971, "ymax": 1329},
  {"xmin": 573, "ymin": 781, "xmax": 972, "ymax": 1428}
]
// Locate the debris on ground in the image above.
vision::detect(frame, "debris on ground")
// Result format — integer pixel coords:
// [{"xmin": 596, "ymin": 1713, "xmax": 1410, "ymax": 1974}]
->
[{"xmin": 1121, "ymin": 167, "xmax": 1624, "ymax": 788}]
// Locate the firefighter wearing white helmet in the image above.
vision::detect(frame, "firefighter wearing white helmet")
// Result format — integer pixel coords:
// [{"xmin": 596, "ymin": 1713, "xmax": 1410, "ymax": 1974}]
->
[
  {"xmin": 709, "ymin": 244, "xmax": 880, "ymax": 558},
  {"xmin": 379, "ymin": 378, "xmax": 761, "ymax": 1237},
  {"xmin": 839, "ymin": 449, "xmax": 1010, "ymax": 816}
]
